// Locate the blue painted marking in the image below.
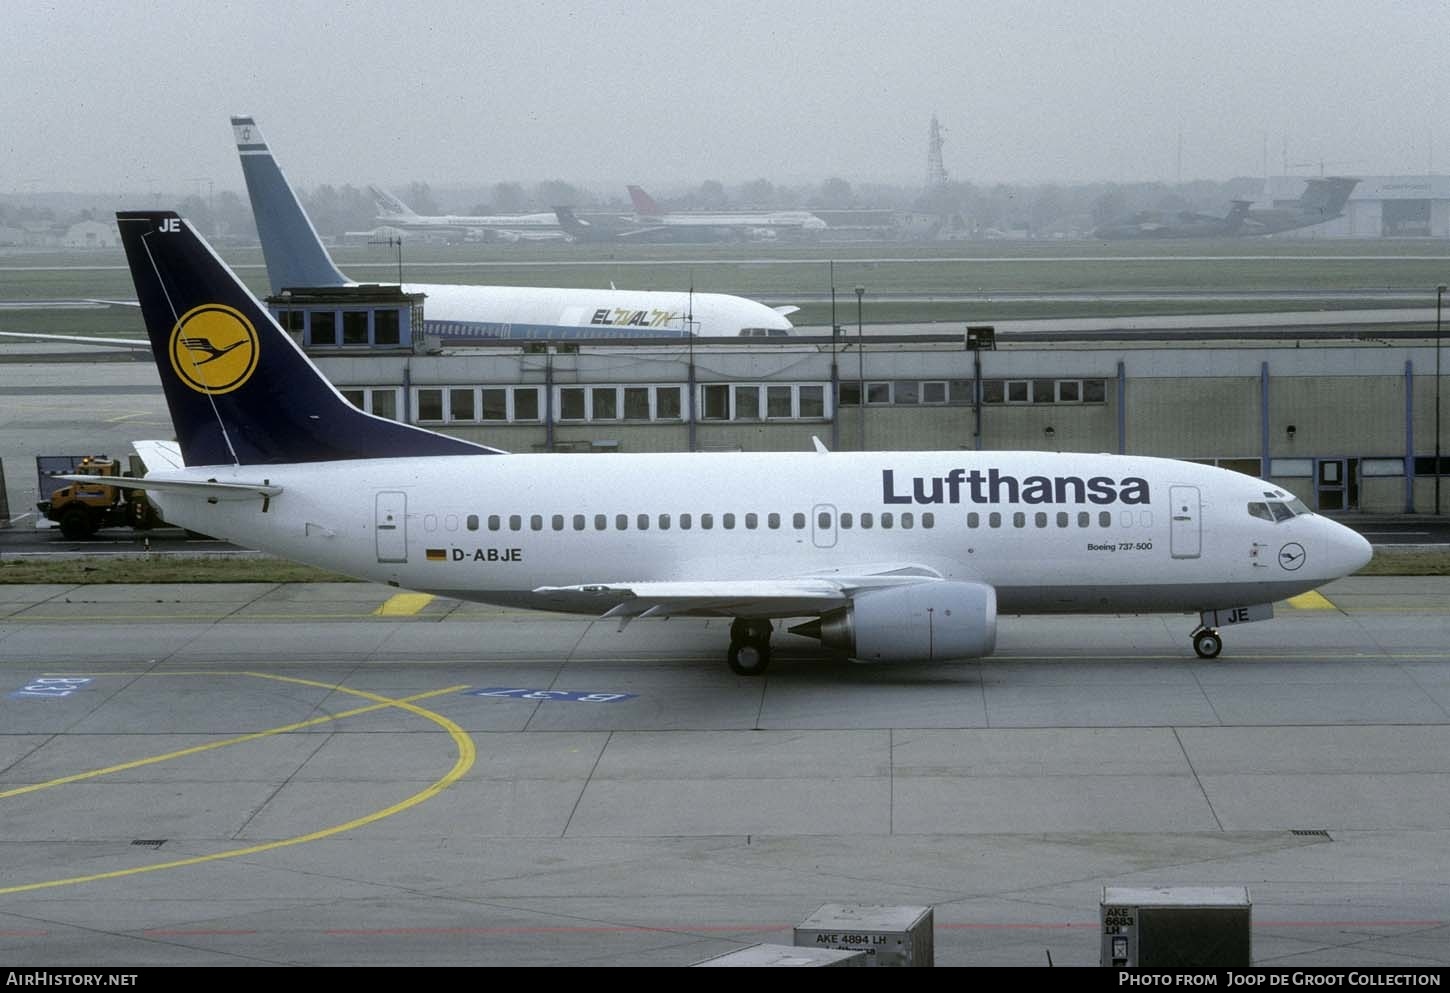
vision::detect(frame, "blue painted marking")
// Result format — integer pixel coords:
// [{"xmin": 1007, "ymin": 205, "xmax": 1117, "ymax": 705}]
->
[
  {"xmin": 10, "ymin": 677, "xmax": 92, "ymax": 699},
  {"xmin": 467, "ymin": 687, "xmax": 637, "ymax": 703}
]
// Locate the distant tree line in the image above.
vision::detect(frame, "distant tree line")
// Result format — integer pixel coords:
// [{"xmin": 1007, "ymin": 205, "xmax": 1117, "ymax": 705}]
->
[{"xmin": 1, "ymin": 174, "xmax": 1271, "ymax": 242}]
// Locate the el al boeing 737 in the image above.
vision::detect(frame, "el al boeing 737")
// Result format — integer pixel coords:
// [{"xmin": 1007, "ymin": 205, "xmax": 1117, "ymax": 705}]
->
[
  {"xmin": 232, "ymin": 116, "xmax": 796, "ymax": 339},
  {"xmin": 67, "ymin": 211, "xmax": 1372, "ymax": 675}
]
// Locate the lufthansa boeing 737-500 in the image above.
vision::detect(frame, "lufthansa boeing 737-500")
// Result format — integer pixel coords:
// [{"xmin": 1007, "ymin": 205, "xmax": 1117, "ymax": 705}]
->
[{"xmin": 61, "ymin": 211, "xmax": 1373, "ymax": 674}]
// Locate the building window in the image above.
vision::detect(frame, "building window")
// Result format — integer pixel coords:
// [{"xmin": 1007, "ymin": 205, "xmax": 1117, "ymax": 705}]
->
[
  {"xmin": 450, "ymin": 388, "xmax": 475, "ymax": 422},
  {"xmin": 593, "ymin": 387, "xmax": 618, "ymax": 420},
  {"xmin": 417, "ymin": 388, "xmax": 443, "ymax": 422},
  {"xmin": 624, "ymin": 387, "xmax": 650, "ymax": 419},
  {"xmin": 767, "ymin": 386, "xmax": 792, "ymax": 418},
  {"xmin": 657, "ymin": 387, "xmax": 682, "ymax": 420},
  {"xmin": 374, "ymin": 309, "xmax": 401, "ymax": 346},
  {"xmin": 560, "ymin": 387, "xmax": 586, "ymax": 420},
  {"xmin": 866, "ymin": 382, "xmax": 892, "ymax": 404},
  {"xmin": 371, "ymin": 389, "xmax": 398, "ymax": 420},
  {"xmin": 514, "ymin": 388, "xmax": 540, "ymax": 421},
  {"xmin": 838, "ymin": 382, "xmax": 861, "ymax": 406},
  {"xmin": 703, "ymin": 385, "xmax": 730, "ymax": 420},
  {"xmin": 310, "ymin": 311, "xmax": 337, "ymax": 346},
  {"xmin": 343, "ymin": 311, "xmax": 370, "ymax": 346},
  {"xmin": 733, "ymin": 385, "xmax": 760, "ymax": 420},
  {"xmin": 800, "ymin": 385, "xmax": 826, "ymax": 418},
  {"xmin": 481, "ymin": 388, "xmax": 507, "ymax": 421}
]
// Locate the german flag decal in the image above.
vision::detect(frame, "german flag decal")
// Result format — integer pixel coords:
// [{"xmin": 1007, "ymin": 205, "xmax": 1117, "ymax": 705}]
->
[{"xmin": 426, "ymin": 548, "xmax": 446, "ymax": 561}]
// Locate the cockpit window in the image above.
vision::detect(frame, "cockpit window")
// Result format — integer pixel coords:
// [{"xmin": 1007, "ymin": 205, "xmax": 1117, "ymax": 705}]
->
[{"xmin": 1250, "ymin": 499, "xmax": 1312, "ymax": 522}]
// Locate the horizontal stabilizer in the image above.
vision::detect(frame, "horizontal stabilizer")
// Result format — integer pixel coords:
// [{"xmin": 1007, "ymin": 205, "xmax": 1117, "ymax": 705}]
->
[{"xmin": 56, "ymin": 474, "xmax": 282, "ymax": 501}]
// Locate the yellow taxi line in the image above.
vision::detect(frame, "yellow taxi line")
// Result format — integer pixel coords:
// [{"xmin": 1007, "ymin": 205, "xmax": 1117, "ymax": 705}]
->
[{"xmin": 0, "ymin": 673, "xmax": 474, "ymax": 895}]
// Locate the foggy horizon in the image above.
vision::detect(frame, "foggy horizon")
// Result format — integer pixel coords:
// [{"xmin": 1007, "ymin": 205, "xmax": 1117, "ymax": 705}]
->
[{"xmin": 5, "ymin": 0, "xmax": 1449, "ymax": 197}]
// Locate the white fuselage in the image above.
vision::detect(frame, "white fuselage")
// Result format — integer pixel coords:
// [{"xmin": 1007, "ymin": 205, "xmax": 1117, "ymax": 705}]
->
[
  {"xmin": 641, "ymin": 211, "xmax": 826, "ymax": 230},
  {"xmin": 377, "ymin": 212, "xmax": 561, "ymax": 230},
  {"xmin": 142, "ymin": 451, "xmax": 1370, "ymax": 617},
  {"xmin": 408, "ymin": 282, "xmax": 793, "ymax": 339}
]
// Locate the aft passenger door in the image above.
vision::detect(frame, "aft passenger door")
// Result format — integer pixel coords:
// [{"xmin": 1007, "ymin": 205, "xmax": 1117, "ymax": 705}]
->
[
  {"xmin": 376, "ymin": 491, "xmax": 408, "ymax": 563},
  {"xmin": 1169, "ymin": 485, "xmax": 1201, "ymax": 559}
]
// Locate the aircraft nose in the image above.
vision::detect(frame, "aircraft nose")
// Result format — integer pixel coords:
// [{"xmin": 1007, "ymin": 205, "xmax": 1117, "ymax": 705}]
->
[{"xmin": 1324, "ymin": 518, "xmax": 1373, "ymax": 578}]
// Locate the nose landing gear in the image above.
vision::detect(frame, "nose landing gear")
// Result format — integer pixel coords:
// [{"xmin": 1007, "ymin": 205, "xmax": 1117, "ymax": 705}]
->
[{"xmin": 1191, "ymin": 626, "xmax": 1223, "ymax": 659}]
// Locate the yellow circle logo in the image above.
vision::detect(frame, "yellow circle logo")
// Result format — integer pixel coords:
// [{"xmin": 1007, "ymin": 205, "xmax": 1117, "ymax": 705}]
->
[{"xmin": 168, "ymin": 304, "xmax": 260, "ymax": 395}]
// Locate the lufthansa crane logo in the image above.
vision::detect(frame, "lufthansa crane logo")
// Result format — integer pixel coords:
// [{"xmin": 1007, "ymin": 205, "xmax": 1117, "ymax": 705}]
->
[
  {"xmin": 168, "ymin": 304, "xmax": 259, "ymax": 395},
  {"xmin": 1278, "ymin": 542, "xmax": 1307, "ymax": 571}
]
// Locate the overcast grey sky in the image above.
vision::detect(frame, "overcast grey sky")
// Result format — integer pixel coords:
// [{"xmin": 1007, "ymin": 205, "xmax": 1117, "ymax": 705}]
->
[{"xmin": 5, "ymin": 0, "xmax": 1449, "ymax": 196}]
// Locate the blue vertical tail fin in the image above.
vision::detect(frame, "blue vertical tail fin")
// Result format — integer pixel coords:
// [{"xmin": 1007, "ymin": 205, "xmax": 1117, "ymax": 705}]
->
[
  {"xmin": 116, "ymin": 211, "xmax": 500, "ymax": 467},
  {"xmin": 231, "ymin": 115, "xmax": 351, "ymax": 293}
]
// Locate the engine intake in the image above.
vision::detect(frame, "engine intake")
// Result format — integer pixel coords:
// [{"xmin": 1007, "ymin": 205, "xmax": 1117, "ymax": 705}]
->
[{"xmin": 790, "ymin": 581, "xmax": 997, "ymax": 662}]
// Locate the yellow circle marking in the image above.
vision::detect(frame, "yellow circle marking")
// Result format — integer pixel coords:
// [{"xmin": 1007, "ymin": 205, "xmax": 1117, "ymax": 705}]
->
[
  {"xmin": 168, "ymin": 303, "xmax": 260, "ymax": 395},
  {"xmin": 0, "ymin": 672, "xmax": 475, "ymax": 895}
]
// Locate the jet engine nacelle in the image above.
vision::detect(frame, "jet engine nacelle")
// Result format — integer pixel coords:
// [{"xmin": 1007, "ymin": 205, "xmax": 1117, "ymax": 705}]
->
[{"xmin": 797, "ymin": 581, "xmax": 998, "ymax": 662}]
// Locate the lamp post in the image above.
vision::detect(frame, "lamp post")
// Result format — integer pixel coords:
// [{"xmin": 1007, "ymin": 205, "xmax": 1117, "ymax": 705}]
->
[
  {"xmin": 855, "ymin": 285, "xmax": 865, "ymax": 450},
  {"xmin": 1438, "ymin": 284, "xmax": 1446, "ymax": 514}
]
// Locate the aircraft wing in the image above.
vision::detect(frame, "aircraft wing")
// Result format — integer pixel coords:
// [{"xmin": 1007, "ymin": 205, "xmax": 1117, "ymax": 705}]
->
[{"xmin": 535, "ymin": 564, "xmax": 945, "ymax": 622}]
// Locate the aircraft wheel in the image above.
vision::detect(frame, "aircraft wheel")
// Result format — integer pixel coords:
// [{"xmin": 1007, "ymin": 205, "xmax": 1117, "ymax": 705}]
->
[
  {"xmin": 728, "ymin": 638, "xmax": 771, "ymax": 676},
  {"xmin": 58, "ymin": 507, "xmax": 95, "ymax": 540},
  {"xmin": 1192, "ymin": 629, "xmax": 1223, "ymax": 660},
  {"xmin": 728, "ymin": 618, "xmax": 773, "ymax": 676}
]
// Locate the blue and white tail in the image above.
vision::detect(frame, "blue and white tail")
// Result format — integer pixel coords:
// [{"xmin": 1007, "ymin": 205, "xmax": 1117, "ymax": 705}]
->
[
  {"xmin": 231, "ymin": 115, "xmax": 350, "ymax": 293},
  {"xmin": 368, "ymin": 185, "xmax": 419, "ymax": 219},
  {"xmin": 117, "ymin": 211, "xmax": 500, "ymax": 467}
]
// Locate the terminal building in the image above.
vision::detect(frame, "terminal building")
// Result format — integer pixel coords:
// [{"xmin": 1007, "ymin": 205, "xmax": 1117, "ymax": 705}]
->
[{"xmin": 268, "ymin": 289, "xmax": 1445, "ymax": 516}]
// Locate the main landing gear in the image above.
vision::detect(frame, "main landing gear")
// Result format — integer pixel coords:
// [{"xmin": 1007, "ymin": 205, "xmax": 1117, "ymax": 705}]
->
[
  {"xmin": 728, "ymin": 618, "xmax": 773, "ymax": 676},
  {"xmin": 1191, "ymin": 626, "xmax": 1223, "ymax": 660}
]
